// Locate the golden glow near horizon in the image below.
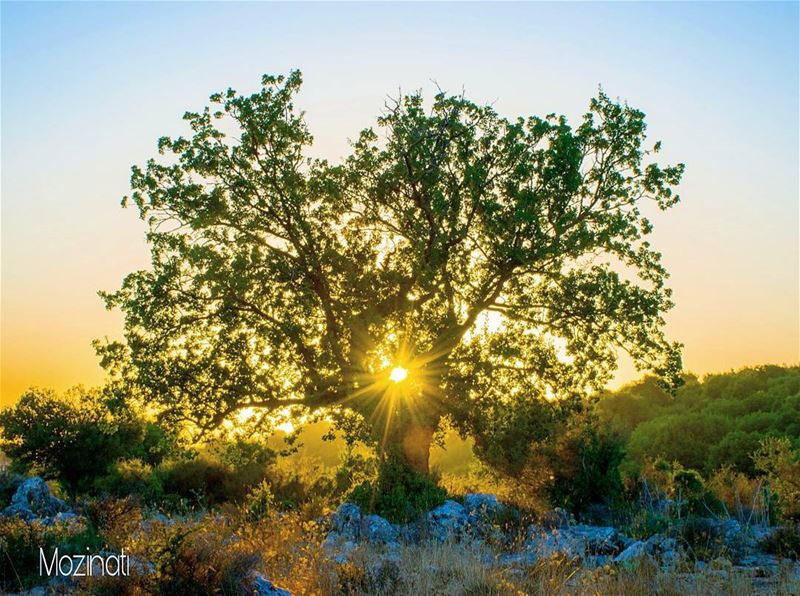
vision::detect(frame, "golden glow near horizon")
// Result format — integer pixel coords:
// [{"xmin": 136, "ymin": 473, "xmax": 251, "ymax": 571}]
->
[
  {"xmin": 1, "ymin": 3, "xmax": 798, "ymax": 409},
  {"xmin": 389, "ymin": 366, "xmax": 409, "ymax": 383}
]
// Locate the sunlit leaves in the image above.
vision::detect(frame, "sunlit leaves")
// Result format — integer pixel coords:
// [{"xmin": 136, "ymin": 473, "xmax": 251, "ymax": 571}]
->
[{"xmin": 102, "ymin": 71, "xmax": 684, "ymax": 454}]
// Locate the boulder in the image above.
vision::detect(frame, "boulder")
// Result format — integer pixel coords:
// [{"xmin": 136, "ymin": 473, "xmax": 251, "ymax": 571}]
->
[
  {"xmin": 252, "ymin": 574, "xmax": 292, "ymax": 596},
  {"xmin": 322, "ymin": 532, "xmax": 358, "ymax": 564},
  {"xmin": 2, "ymin": 476, "xmax": 69, "ymax": 520},
  {"xmin": 463, "ymin": 493, "xmax": 502, "ymax": 517},
  {"xmin": 569, "ymin": 525, "xmax": 620, "ymax": 555},
  {"xmin": 329, "ymin": 503, "xmax": 362, "ymax": 541},
  {"xmin": 541, "ymin": 507, "xmax": 573, "ymax": 529},
  {"xmin": 614, "ymin": 540, "xmax": 649, "ymax": 563},
  {"xmin": 360, "ymin": 514, "xmax": 399, "ymax": 545},
  {"xmin": 644, "ymin": 534, "xmax": 680, "ymax": 566},
  {"xmin": 426, "ymin": 500, "xmax": 469, "ymax": 541},
  {"xmin": 539, "ymin": 531, "xmax": 585, "ymax": 560},
  {"xmin": 525, "ymin": 524, "xmax": 623, "ymax": 560}
]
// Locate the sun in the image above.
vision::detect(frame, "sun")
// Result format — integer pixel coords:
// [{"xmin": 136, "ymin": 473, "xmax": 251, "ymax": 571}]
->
[{"xmin": 389, "ymin": 366, "xmax": 408, "ymax": 383}]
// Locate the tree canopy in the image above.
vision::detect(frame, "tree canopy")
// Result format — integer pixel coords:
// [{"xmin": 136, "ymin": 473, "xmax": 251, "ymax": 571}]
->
[
  {"xmin": 99, "ymin": 71, "xmax": 684, "ymax": 473},
  {"xmin": 599, "ymin": 366, "xmax": 800, "ymax": 475}
]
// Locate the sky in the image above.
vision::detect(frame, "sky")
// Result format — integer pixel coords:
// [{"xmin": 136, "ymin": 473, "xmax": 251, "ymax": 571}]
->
[{"xmin": 1, "ymin": 2, "xmax": 798, "ymax": 408}]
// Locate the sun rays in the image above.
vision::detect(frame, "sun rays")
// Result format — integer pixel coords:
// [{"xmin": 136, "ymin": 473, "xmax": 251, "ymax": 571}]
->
[{"xmin": 389, "ymin": 366, "xmax": 408, "ymax": 383}]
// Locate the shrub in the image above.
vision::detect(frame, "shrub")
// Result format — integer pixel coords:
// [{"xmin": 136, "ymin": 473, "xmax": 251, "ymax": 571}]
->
[
  {"xmin": 623, "ymin": 508, "xmax": 669, "ymax": 540},
  {"xmin": 0, "ymin": 516, "xmax": 103, "ymax": 592},
  {"xmin": 94, "ymin": 458, "xmax": 163, "ymax": 502},
  {"xmin": 243, "ymin": 480, "xmax": 274, "ymax": 522},
  {"xmin": 156, "ymin": 455, "xmax": 238, "ymax": 507},
  {"xmin": 349, "ymin": 453, "xmax": 447, "ymax": 523},
  {"xmin": 753, "ymin": 436, "xmax": 800, "ymax": 521},
  {"xmin": 759, "ymin": 524, "xmax": 800, "ymax": 560},
  {"xmin": 671, "ymin": 516, "xmax": 726, "ymax": 561},
  {"xmin": 546, "ymin": 423, "xmax": 626, "ymax": 514},
  {"xmin": 83, "ymin": 495, "xmax": 144, "ymax": 548},
  {"xmin": 267, "ymin": 456, "xmax": 338, "ymax": 512},
  {"xmin": 0, "ymin": 469, "xmax": 23, "ymax": 508},
  {"xmin": 706, "ymin": 466, "xmax": 769, "ymax": 524},
  {"xmin": 84, "ymin": 517, "xmax": 262, "ymax": 595},
  {"xmin": 0, "ymin": 388, "xmax": 177, "ymax": 497}
]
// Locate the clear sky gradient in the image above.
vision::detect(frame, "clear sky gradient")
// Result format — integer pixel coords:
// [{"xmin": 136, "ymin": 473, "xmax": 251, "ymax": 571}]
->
[{"xmin": 2, "ymin": 2, "xmax": 798, "ymax": 407}]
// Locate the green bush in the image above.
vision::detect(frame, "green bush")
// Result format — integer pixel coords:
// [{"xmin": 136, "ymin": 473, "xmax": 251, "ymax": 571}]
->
[
  {"xmin": 623, "ymin": 508, "xmax": 669, "ymax": 540},
  {"xmin": 759, "ymin": 524, "xmax": 800, "ymax": 560},
  {"xmin": 753, "ymin": 436, "xmax": 800, "ymax": 522},
  {"xmin": 603, "ymin": 366, "xmax": 800, "ymax": 476},
  {"xmin": 671, "ymin": 515, "xmax": 726, "ymax": 561},
  {"xmin": 547, "ymin": 423, "xmax": 626, "ymax": 514},
  {"xmin": 156, "ymin": 456, "xmax": 238, "ymax": 507},
  {"xmin": 349, "ymin": 453, "xmax": 446, "ymax": 523},
  {"xmin": 0, "ymin": 516, "xmax": 104, "ymax": 592},
  {"xmin": 243, "ymin": 480, "xmax": 274, "ymax": 522},
  {"xmin": 94, "ymin": 458, "xmax": 163, "ymax": 503},
  {"xmin": 0, "ymin": 469, "xmax": 23, "ymax": 508},
  {"xmin": 0, "ymin": 388, "xmax": 178, "ymax": 497}
]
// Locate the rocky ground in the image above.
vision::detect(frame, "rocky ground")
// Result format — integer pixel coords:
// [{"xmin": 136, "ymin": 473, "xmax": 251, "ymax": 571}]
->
[{"xmin": 3, "ymin": 477, "xmax": 799, "ymax": 595}]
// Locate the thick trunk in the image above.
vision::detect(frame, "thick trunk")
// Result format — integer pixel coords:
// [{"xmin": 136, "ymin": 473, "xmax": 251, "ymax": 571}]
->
[{"xmin": 398, "ymin": 423, "xmax": 435, "ymax": 475}]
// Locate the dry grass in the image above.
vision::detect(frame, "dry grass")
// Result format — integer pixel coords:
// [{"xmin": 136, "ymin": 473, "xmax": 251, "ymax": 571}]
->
[{"xmin": 69, "ymin": 500, "xmax": 800, "ymax": 595}]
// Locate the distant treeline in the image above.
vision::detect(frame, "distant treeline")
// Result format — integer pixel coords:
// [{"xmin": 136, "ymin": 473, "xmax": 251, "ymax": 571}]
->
[{"xmin": 598, "ymin": 365, "xmax": 800, "ymax": 476}]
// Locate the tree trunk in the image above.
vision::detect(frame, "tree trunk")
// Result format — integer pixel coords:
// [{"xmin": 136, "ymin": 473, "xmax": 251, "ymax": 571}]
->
[{"xmin": 397, "ymin": 422, "xmax": 435, "ymax": 475}]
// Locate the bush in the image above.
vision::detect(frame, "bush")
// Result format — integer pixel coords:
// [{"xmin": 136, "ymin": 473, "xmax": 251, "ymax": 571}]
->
[
  {"xmin": 83, "ymin": 495, "xmax": 144, "ymax": 549},
  {"xmin": 671, "ymin": 516, "xmax": 726, "ymax": 561},
  {"xmin": 0, "ymin": 469, "xmax": 23, "ymax": 508},
  {"xmin": 706, "ymin": 466, "xmax": 769, "ymax": 524},
  {"xmin": 623, "ymin": 508, "xmax": 669, "ymax": 540},
  {"xmin": 243, "ymin": 480, "xmax": 274, "ymax": 522},
  {"xmin": 84, "ymin": 517, "xmax": 262, "ymax": 595},
  {"xmin": 753, "ymin": 436, "xmax": 800, "ymax": 521},
  {"xmin": 94, "ymin": 458, "xmax": 163, "ymax": 502},
  {"xmin": 0, "ymin": 516, "xmax": 103, "ymax": 592},
  {"xmin": 672, "ymin": 468, "xmax": 725, "ymax": 517},
  {"xmin": 759, "ymin": 524, "xmax": 800, "ymax": 560},
  {"xmin": 0, "ymin": 388, "xmax": 177, "ymax": 497},
  {"xmin": 156, "ymin": 456, "xmax": 238, "ymax": 507},
  {"xmin": 546, "ymin": 423, "xmax": 626, "ymax": 514},
  {"xmin": 349, "ymin": 453, "xmax": 446, "ymax": 523}
]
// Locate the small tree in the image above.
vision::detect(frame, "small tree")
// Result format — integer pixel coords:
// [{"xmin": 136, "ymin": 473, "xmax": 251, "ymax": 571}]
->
[
  {"xmin": 753, "ymin": 436, "xmax": 800, "ymax": 521},
  {"xmin": 0, "ymin": 388, "xmax": 172, "ymax": 496},
  {"xmin": 100, "ymin": 71, "xmax": 683, "ymax": 475}
]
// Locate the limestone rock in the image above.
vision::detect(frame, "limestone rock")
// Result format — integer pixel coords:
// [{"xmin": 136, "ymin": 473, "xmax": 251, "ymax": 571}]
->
[
  {"xmin": 614, "ymin": 540, "xmax": 649, "ymax": 563},
  {"xmin": 425, "ymin": 500, "xmax": 468, "ymax": 542},
  {"xmin": 2, "ymin": 477, "xmax": 69, "ymax": 520},
  {"xmin": 253, "ymin": 574, "xmax": 292, "ymax": 596}
]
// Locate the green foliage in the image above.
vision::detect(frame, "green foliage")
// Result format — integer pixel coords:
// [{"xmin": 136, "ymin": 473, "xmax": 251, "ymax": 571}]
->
[
  {"xmin": 671, "ymin": 468, "xmax": 725, "ymax": 517},
  {"xmin": 601, "ymin": 366, "xmax": 800, "ymax": 476},
  {"xmin": 155, "ymin": 455, "xmax": 252, "ymax": 508},
  {"xmin": 670, "ymin": 516, "xmax": 726, "ymax": 561},
  {"xmin": 94, "ymin": 458, "xmax": 163, "ymax": 502},
  {"xmin": 0, "ymin": 517, "xmax": 104, "ymax": 592},
  {"xmin": 623, "ymin": 509, "xmax": 670, "ymax": 540},
  {"xmin": 100, "ymin": 70, "xmax": 683, "ymax": 471},
  {"xmin": 334, "ymin": 446, "xmax": 378, "ymax": 496},
  {"xmin": 546, "ymin": 422, "xmax": 626, "ymax": 514},
  {"xmin": 759, "ymin": 524, "xmax": 800, "ymax": 560},
  {"xmin": 243, "ymin": 480, "xmax": 273, "ymax": 522},
  {"xmin": 0, "ymin": 388, "xmax": 177, "ymax": 496},
  {"xmin": 349, "ymin": 453, "xmax": 447, "ymax": 523},
  {"xmin": 753, "ymin": 436, "xmax": 800, "ymax": 521},
  {"xmin": 0, "ymin": 469, "xmax": 23, "ymax": 508}
]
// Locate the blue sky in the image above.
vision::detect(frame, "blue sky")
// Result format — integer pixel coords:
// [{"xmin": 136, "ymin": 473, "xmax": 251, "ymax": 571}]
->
[{"xmin": 1, "ymin": 1, "xmax": 798, "ymax": 404}]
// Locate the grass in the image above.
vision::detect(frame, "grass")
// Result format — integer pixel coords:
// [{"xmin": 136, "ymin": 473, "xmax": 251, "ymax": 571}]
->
[{"xmin": 3, "ymin": 493, "xmax": 798, "ymax": 594}]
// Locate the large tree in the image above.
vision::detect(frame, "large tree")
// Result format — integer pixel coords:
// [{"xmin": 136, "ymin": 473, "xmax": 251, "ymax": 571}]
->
[{"xmin": 99, "ymin": 71, "xmax": 684, "ymax": 474}]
